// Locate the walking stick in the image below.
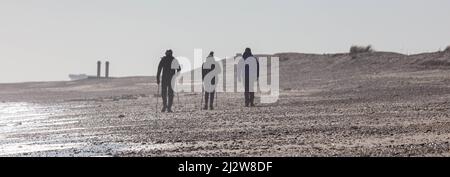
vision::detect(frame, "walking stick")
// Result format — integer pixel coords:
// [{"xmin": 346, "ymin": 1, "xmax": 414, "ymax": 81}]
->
[
  {"xmin": 156, "ymin": 84, "xmax": 160, "ymax": 113},
  {"xmin": 215, "ymin": 91, "xmax": 218, "ymax": 108},
  {"xmin": 200, "ymin": 86, "xmax": 204, "ymax": 110},
  {"xmin": 177, "ymin": 92, "xmax": 180, "ymax": 108},
  {"xmin": 176, "ymin": 72, "xmax": 181, "ymax": 109}
]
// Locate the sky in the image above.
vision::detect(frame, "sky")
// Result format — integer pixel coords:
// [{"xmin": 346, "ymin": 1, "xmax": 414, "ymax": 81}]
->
[{"xmin": 1, "ymin": 0, "xmax": 449, "ymax": 83}]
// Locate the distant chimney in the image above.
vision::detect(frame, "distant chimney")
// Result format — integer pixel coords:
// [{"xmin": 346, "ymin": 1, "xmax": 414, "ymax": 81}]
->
[
  {"xmin": 97, "ymin": 61, "xmax": 102, "ymax": 78},
  {"xmin": 105, "ymin": 61, "xmax": 109, "ymax": 78}
]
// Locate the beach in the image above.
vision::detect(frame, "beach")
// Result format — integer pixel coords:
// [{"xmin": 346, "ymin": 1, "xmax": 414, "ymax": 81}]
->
[{"xmin": 1, "ymin": 52, "xmax": 450, "ymax": 157}]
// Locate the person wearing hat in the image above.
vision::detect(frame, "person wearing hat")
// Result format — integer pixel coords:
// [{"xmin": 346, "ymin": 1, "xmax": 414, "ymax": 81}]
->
[{"xmin": 156, "ymin": 50, "xmax": 181, "ymax": 113}]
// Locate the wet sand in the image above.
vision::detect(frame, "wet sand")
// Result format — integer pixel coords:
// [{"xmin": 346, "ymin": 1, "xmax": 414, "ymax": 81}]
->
[{"xmin": 1, "ymin": 52, "xmax": 449, "ymax": 157}]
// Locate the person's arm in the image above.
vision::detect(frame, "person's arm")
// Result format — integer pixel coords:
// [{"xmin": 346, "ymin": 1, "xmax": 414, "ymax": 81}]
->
[
  {"xmin": 256, "ymin": 57, "xmax": 260, "ymax": 80},
  {"xmin": 156, "ymin": 58, "xmax": 163, "ymax": 85},
  {"xmin": 202, "ymin": 63, "xmax": 205, "ymax": 81},
  {"xmin": 176, "ymin": 59, "xmax": 181, "ymax": 73}
]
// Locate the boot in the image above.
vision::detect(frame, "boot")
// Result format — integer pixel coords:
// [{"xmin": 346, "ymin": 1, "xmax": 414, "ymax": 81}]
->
[
  {"xmin": 210, "ymin": 105, "xmax": 214, "ymax": 110},
  {"xmin": 167, "ymin": 107, "xmax": 173, "ymax": 113},
  {"xmin": 161, "ymin": 106, "xmax": 167, "ymax": 112},
  {"xmin": 203, "ymin": 105, "xmax": 208, "ymax": 110}
]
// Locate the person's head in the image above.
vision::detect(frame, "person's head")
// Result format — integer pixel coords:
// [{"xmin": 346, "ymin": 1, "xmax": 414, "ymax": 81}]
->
[
  {"xmin": 243, "ymin": 48, "xmax": 253, "ymax": 59},
  {"xmin": 245, "ymin": 48, "xmax": 252, "ymax": 54},
  {"xmin": 165, "ymin": 49, "xmax": 173, "ymax": 57},
  {"xmin": 208, "ymin": 51, "xmax": 214, "ymax": 57}
]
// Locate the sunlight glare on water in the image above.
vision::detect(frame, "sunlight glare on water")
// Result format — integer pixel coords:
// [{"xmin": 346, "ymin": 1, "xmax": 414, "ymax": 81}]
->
[
  {"xmin": 0, "ymin": 102, "xmax": 82, "ymax": 156},
  {"xmin": 0, "ymin": 102, "xmax": 52, "ymax": 134}
]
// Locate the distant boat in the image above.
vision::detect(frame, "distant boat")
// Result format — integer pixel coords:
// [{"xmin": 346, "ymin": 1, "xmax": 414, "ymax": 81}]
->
[{"xmin": 68, "ymin": 74, "xmax": 89, "ymax": 81}]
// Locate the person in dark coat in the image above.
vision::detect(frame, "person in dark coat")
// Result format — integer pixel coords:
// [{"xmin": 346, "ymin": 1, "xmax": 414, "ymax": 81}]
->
[
  {"xmin": 156, "ymin": 50, "xmax": 181, "ymax": 113},
  {"xmin": 237, "ymin": 48, "xmax": 259, "ymax": 107},
  {"xmin": 202, "ymin": 51, "xmax": 221, "ymax": 110}
]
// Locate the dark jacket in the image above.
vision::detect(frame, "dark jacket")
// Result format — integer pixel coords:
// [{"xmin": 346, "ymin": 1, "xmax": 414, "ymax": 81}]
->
[
  {"xmin": 202, "ymin": 63, "xmax": 217, "ymax": 85},
  {"xmin": 242, "ymin": 54, "xmax": 260, "ymax": 80},
  {"xmin": 203, "ymin": 56, "xmax": 222, "ymax": 84},
  {"xmin": 156, "ymin": 56, "xmax": 181, "ymax": 84}
]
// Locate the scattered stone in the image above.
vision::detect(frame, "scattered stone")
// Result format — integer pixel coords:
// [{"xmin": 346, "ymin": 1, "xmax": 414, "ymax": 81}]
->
[
  {"xmin": 155, "ymin": 140, "xmax": 165, "ymax": 144},
  {"xmin": 350, "ymin": 126, "xmax": 359, "ymax": 130},
  {"xmin": 118, "ymin": 114, "xmax": 125, "ymax": 118}
]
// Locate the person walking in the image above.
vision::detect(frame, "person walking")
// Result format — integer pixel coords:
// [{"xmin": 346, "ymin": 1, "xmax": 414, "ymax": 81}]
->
[
  {"xmin": 237, "ymin": 48, "xmax": 259, "ymax": 107},
  {"xmin": 202, "ymin": 51, "xmax": 221, "ymax": 110},
  {"xmin": 156, "ymin": 49, "xmax": 181, "ymax": 113}
]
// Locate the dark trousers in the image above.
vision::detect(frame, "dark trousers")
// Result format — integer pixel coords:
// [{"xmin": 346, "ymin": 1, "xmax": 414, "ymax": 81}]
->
[
  {"xmin": 244, "ymin": 81, "xmax": 255, "ymax": 106},
  {"xmin": 244, "ymin": 92, "xmax": 255, "ymax": 106},
  {"xmin": 244, "ymin": 65, "xmax": 256, "ymax": 106},
  {"xmin": 204, "ymin": 92, "xmax": 215, "ymax": 107},
  {"xmin": 161, "ymin": 82, "xmax": 174, "ymax": 109}
]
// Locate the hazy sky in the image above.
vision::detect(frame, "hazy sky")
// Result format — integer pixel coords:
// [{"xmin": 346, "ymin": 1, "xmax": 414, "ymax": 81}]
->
[{"xmin": 1, "ymin": 0, "xmax": 449, "ymax": 83}]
